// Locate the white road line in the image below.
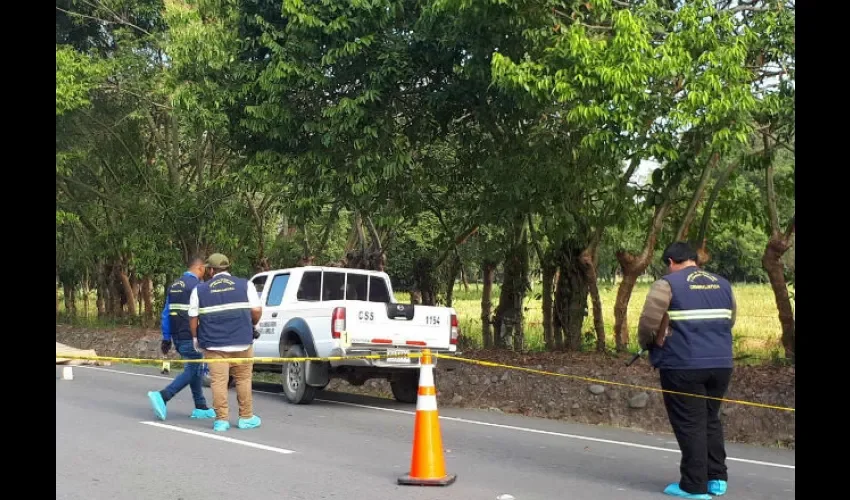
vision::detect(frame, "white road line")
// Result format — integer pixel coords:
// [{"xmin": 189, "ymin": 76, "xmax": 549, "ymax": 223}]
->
[
  {"xmin": 76, "ymin": 367, "xmax": 172, "ymax": 380},
  {"xmin": 140, "ymin": 421, "xmax": 295, "ymax": 454},
  {"xmin": 74, "ymin": 366, "xmax": 794, "ymax": 470},
  {"xmin": 315, "ymin": 399, "xmax": 795, "ymax": 470}
]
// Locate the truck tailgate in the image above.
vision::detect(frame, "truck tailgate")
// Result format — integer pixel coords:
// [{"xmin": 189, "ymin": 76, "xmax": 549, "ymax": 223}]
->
[{"xmin": 345, "ymin": 302, "xmax": 454, "ymax": 350}]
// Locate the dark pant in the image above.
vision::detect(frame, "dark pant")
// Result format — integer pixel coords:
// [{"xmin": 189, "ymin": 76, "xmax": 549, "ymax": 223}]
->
[
  {"xmin": 659, "ymin": 368, "xmax": 733, "ymax": 494},
  {"xmin": 162, "ymin": 339, "xmax": 208, "ymax": 408}
]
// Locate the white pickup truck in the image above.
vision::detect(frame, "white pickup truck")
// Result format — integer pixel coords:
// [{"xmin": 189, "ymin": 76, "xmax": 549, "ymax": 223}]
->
[{"xmin": 245, "ymin": 266, "xmax": 459, "ymax": 405}]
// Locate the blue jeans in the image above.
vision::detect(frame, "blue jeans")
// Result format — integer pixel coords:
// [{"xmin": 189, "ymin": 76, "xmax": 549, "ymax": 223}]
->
[{"xmin": 161, "ymin": 339, "xmax": 207, "ymax": 408}]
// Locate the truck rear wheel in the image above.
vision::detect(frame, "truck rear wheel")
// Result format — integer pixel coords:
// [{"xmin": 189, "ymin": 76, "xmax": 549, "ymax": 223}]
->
[
  {"xmin": 390, "ymin": 373, "xmax": 419, "ymax": 404},
  {"xmin": 281, "ymin": 344, "xmax": 317, "ymax": 405}
]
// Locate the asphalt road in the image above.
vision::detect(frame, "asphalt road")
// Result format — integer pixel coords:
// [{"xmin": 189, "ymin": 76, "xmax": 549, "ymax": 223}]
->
[{"xmin": 56, "ymin": 365, "xmax": 794, "ymax": 500}]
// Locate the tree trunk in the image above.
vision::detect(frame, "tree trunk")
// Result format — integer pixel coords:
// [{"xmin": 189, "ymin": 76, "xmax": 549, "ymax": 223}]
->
[
  {"xmin": 572, "ymin": 156, "xmax": 642, "ymax": 346},
  {"xmin": 481, "ymin": 260, "xmax": 496, "ymax": 349},
  {"xmin": 493, "ymin": 221, "xmax": 529, "ymax": 351},
  {"xmin": 581, "ymin": 248, "xmax": 606, "ymax": 352},
  {"xmin": 83, "ymin": 275, "xmax": 90, "ymax": 320},
  {"xmin": 299, "ymin": 223, "xmax": 314, "ymax": 266},
  {"xmin": 116, "ymin": 265, "xmax": 137, "ymax": 317},
  {"xmin": 762, "ymin": 233, "xmax": 795, "ymax": 361},
  {"xmin": 63, "ymin": 283, "xmax": 77, "ymax": 318},
  {"xmin": 337, "ymin": 214, "xmax": 387, "ymax": 271},
  {"xmin": 613, "ymin": 264, "xmax": 640, "ymax": 351},
  {"xmin": 317, "ymin": 201, "xmax": 341, "ymax": 259},
  {"xmin": 108, "ymin": 275, "xmax": 121, "ymax": 317},
  {"xmin": 446, "ymin": 257, "xmax": 461, "ymax": 308},
  {"xmin": 136, "ymin": 277, "xmax": 143, "ymax": 318},
  {"xmin": 761, "ymin": 133, "xmax": 795, "ymax": 361},
  {"xmin": 613, "ymin": 198, "xmax": 674, "ymax": 351},
  {"xmin": 141, "ymin": 275, "xmax": 154, "ymax": 322},
  {"xmin": 245, "ymin": 193, "xmax": 268, "ymax": 273},
  {"xmin": 527, "ymin": 214, "xmax": 558, "ymax": 350},
  {"xmin": 541, "ymin": 258, "xmax": 557, "ymax": 350},
  {"xmin": 552, "ymin": 268, "xmax": 563, "ymax": 349},
  {"xmin": 56, "ymin": 272, "xmax": 61, "ymax": 321},
  {"xmin": 413, "ymin": 257, "xmax": 437, "ymax": 306},
  {"xmin": 554, "ymin": 241, "xmax": 590, "ymax": 351},
  {"xmin": 96, "ymin": 280, "xmax": 106, "ymax": 317}
]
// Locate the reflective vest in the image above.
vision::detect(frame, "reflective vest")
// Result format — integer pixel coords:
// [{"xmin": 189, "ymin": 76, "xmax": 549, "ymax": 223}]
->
[
  {"xmin": 195, "ymin": 273, "xmax": 254, "ymax": 349},
  {"xmin": 650, "ymin": 266, "xmax": 734, "ymax": 370},
  {"xmin": 167, "ymin": 272, "xmax": 200, "ymax": 341}
]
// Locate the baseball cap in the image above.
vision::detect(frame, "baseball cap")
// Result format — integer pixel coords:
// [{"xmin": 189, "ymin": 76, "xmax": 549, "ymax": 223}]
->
[{"xmin": 205, "ymin": 253, "xmax": 231, "ymax": 269}]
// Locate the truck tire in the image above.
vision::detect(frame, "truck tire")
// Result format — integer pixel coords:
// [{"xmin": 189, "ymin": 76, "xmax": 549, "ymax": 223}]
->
[
  {"xmin": 390, "ymin": 372, "xmax": 419, "ymax": 404},
  {"xmin": 281, "ymin": 344, "xmax": 317, "ymax": 405}
]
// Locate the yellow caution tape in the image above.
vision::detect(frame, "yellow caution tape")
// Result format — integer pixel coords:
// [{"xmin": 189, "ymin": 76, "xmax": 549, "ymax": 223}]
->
[
  {"xmin": 55, "ymin": 351, "xmax": 794, "ymax": 412},
  {"xmin": 442, "ymin": 355, "xmax": 796, "ymax": 412},
  {"xmin": 55, "ymin": 352, "xmax": 423, "ymax": 364}
]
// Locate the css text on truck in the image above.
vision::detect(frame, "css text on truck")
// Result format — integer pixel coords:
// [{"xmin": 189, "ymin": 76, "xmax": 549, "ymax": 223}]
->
[{"xmin": 244, "ymin": 266, "xmax": 459, "ymax": 404}]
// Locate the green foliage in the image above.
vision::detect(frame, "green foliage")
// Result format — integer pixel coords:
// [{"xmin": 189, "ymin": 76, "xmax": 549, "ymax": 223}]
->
[
  {"xmin": 56, "ymin": 45, "xmax": 105, "ymax": 115},
  {"xmin": 55, "ymin": 0, "xmax": 794, "ymax": 350}
]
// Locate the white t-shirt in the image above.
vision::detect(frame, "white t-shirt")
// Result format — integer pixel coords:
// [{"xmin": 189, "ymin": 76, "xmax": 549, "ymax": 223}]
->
[{"xmin": 188, "ymin": 271, "xmax": 261, "ymax": 351}]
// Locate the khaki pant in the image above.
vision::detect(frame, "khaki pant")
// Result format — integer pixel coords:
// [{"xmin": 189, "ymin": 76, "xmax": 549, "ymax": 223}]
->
[{"xmin": 203, "ymin": 346, "xmax": 254, "ymax": 421}]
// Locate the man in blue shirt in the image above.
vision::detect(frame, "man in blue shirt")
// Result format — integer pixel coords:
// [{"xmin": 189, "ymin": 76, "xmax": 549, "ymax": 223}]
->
[{"xmin": 147, "ymin": 257, "xmax": 216, "ymax": 420}]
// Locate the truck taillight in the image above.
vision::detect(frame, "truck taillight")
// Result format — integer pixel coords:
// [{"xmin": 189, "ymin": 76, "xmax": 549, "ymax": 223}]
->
[
  {"xmin": 450, "ymin": 313, "xmax": 459, "ymax": 345},
  {"xmin": 332, "ymin": 307, "xmax": 346, "ymax": 339}
]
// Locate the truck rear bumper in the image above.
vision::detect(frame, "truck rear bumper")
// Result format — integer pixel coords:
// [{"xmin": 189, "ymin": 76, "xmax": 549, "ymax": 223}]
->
[{"xmin": 329, "ymin": 347, "xmax": 453, "ymax": 369}]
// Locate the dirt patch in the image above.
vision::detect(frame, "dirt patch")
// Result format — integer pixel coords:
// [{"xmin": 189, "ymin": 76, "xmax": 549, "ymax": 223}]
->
[{"xmin": 56, "ymin": 325, "xmax": 795, "ymax": 448}]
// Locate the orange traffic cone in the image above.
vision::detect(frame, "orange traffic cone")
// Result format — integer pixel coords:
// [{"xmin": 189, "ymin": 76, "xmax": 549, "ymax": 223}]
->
[{"xmin": 397, "ymin": 349, "xmax": 457, "ymax": 486}]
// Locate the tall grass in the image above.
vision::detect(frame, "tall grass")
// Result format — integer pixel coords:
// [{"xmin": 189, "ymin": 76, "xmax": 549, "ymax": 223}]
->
[{"xmin": 450, "ymin": 282, "xmax": 790, "ymax": 361}]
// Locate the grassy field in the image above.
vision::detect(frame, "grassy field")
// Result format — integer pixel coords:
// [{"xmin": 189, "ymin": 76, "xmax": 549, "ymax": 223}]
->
[
  {"xmin": 449, "ymin": 281, "xmax": 791, "ymax": 361},
  {"xmin": 56, "ymin": 281, "xmax": 791, "ymax": 361}
]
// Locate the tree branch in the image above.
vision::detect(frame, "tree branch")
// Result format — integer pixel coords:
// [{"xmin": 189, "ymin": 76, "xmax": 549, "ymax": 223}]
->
[
  {"xmin": 696, "ymin": 158, "xmax": 740, "ymax": 243},
  {"xmin": 763, "ymin": 133, "xmax": 781, "ymax": 237},
  {"xmin": 591, "ymin": 157, "xmax": 642, "ymax": 250},
  {"xmin": 527, "ymin": 214, "xmax": 547, "ymax": 266},
  {"xmin": 676, "ymin": 152, "xmax": 718, "ymax": 241},
  {"xmin": 364, "ymin": 215, "xmax": 383, "ymax": 253},
  {"xmin": 783, "ymin": 214, "xmax": 795, "ymax": 241},
  {"xmin": 317, "ymin": 202, "xmax": 341, "ymax": 258},
  {"xmin": 57, "ymin": 174, "xmax": 113, "ymax": 204},
  {"xmin": 56, "ymin": 5, "xmax": 152, "ymax": 36},
  {"xmin": 82, "ymin": 0, "xmax": 153, "ymax": 35},
  {"xmin": 353, "ymin": 212, "xmax": 367, "ymax": 252},
  {"xmin": 435, "ymin": 225, "xmax": 480, "ymax": 269}
]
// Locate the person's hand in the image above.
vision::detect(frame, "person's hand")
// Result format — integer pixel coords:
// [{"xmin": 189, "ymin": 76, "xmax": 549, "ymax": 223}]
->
[
  {"xmin": 253, "ymin": 327, "xmax": 261, "ymax": 340},
  {"xmin": 193, "ymin": 337, "xmax": 201, "ymax": 352},
  {"xmin": 160, "ymin": 340, "xmax": 172, "ymax": 355}
]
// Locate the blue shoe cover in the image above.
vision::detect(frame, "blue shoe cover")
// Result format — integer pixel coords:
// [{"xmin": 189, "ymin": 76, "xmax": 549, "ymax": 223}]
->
[
  {"xmin": 190, "ymin": 408, "xmax": 216, "ymax": 419},
  {"xmin": 213, "ymin": 420, "xmax": 230, "ymax": 432},
  {"xmin": 238, "ymin": 415, "xmax": 261, "ymax": 429},
  {"xmin": 663, "ymin": 483, "xmax": 712, "ymax": 500},
  {"xmin": 147, "ymin": 392, "xmax": 167, "ymax": 420},
  {"xmin": 708, "ymin": 480, "xmax": 727, "ymax": 496}
]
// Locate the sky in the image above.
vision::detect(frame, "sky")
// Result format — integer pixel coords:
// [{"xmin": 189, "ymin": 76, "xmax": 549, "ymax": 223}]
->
[{"xmin": 632, "ymin": 159, "xmax": 661, "ymax": 188}]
